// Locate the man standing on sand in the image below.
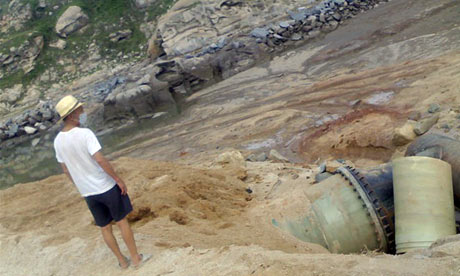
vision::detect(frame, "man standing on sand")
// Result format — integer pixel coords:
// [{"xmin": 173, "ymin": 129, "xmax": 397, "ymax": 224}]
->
[{"xmin": 53, "ymin": 95, "xmax": 151, "ymax": 270}]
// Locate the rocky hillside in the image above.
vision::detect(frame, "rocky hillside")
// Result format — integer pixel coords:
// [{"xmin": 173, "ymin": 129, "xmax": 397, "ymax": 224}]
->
[
  {"xmin": 0, "ymin": 0, "xmax": 386, "ymax": 143},
  {"xmin": 0, "ymin": 0, "xmax": 174, "ymax": 115},
  {"xmin": 1, "ymin": 0, "xmax": 459, "ymax": 186},
  {"xmin": 1, "ymin": 0, "xmax": 393, "ymax": 187}
]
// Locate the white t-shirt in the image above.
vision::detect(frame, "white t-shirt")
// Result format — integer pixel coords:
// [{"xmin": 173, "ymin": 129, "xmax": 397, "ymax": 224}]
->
[{"xmin": 54, "ymin": 127, "xmax": 116, "ymax": 197}]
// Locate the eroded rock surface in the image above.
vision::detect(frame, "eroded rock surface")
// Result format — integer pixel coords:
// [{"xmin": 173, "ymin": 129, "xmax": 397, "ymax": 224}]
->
[{"xmin": 55, "ymin": 6, "xmax": 89, "ymax": 38}]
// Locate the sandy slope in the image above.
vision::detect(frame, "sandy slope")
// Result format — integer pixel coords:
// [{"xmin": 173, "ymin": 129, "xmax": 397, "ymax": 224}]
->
[{"xmin": 2, "ymin": 158, "xmax": 460, "ymax": 275}]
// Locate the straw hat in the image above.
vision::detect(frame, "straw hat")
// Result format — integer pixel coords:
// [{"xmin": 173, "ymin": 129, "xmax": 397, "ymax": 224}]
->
[{"xmin": 55, "ymin": 95, "xmax": 83, "ymax": 122}]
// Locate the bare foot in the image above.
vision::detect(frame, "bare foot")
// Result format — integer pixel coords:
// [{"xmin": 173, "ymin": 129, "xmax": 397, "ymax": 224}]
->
[
  {"xmin": 131, "ymin": 254, "xmax": 142, "ymax": 266},
  {"xmin": 118, "ymin": 256, "xmax": 130, "ymax": 269}
]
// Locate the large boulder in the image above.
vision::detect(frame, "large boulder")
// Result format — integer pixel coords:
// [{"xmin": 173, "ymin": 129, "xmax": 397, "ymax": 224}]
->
[
  {"xmin": 0, "ymin": 84, "xmax": 23, "ymax": 105},
  {"xmin": 55, "ymin": 6, "xmax": 89, "ymax": 38},
  {"xmin": 103, "ymin": 76, "xmax": 175, "ymax": 121}
]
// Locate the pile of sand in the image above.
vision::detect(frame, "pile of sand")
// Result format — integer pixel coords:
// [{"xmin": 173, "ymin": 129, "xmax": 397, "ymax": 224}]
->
[{"xmin": 2, "ymin": 157, "xmax": 460, "ymax": 275}]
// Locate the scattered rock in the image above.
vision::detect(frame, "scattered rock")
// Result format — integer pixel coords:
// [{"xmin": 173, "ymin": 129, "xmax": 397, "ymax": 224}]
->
[
  {"xmin": 291, "ymin": 33, "xmax": 302, "ymax": 41},
  {"xmin": 393, "ymin": 120, "xmax": 417, "ymax": 146},
  {"xmin": 31, "ymin": 138, "xmax": 40, "ymax": 147},
  {"xmin": 269, "ymin": 149, "xmax": 289, "ymax": 162},
  {"xmin": 279, "ymin": 21, "xmax": 290, "ymax": 28},
  {"xmin": 428, "ymin": 103, "xmax": 441, "ymax": 113},
  {"xmin": 408, "ymin": 111, "xmax": 422, "ymax": 121},
  {"xmin": 250, "ymin": 28, "xmax": 269, "ymax": 39},
  {"xmin": 109, "ymin": 29, "xmax": 133, "ymax": 42},
  {"xmin": 308, "ymin": 30, "xmax": 321, "ymax": 39},
  {"xmin": 55, "ymin": 6, "xmax": 89, "ymax": 38},
  {"xmin": 7, "ymin": 124, "xmax": 19, "ymax": 138},
  {"xmin": 215, "ymin": 150, "xmax": 246, "ymax": 167},
  {"xmin": 414, "ymin": 114, "xmax": 440, "ymax": 135},
  {"xmin": 50, "ymin": 39, "xmax": 67, "ymax": 50},
  {"xmin": 24, "ymin": 126, "xmax": 37, "ymax": 135},
  {"xmin": 246, "ymin": 152, "xmax": 268, "ymax": 162}
]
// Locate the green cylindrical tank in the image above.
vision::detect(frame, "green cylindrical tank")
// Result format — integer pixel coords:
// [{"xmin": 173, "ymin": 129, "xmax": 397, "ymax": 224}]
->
[
  {"xmin": 393, "ymin": 156, "xmax": 456, "ymax": 254},
  {"xmin": 272, "ymin": 169, "xmax": 388, "ymax": 253}
]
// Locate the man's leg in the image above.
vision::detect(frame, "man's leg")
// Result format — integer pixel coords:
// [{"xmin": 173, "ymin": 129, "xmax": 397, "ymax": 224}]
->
[
  {"xmin": 101, "ymin": 223, "xmax": 129, "ymax": 268},
  {"xmin": 116, "ymin": 218, "xmax": 142, "ymax": 265}
]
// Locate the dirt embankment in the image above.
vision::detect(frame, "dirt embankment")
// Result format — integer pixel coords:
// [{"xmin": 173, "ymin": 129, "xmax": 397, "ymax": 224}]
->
[{"xmin": 2, "ymin": 157, "xmax": 460, "ymax": 275}]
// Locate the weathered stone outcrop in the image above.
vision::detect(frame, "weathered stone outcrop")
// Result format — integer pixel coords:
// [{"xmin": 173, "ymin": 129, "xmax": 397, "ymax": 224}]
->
[
  {"xmin": 55, "ymin": 6, "xmax": 89, "ymax": 38},
  {"xmin": 148, "ymin": 0, "xmax": 389, "ymax": 97},
  {"xmin": 102, "ymin": 72, "xmax": 175, "ymax": 121},
  {"xmin": 0, "ymin": 35, "xmax": 45, "ymax": 75}
]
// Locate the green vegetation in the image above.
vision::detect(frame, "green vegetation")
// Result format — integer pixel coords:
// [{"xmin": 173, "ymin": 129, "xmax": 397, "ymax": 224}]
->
[{"xmin": 0, "ymin": 0, "xmax": 178, "ymax": 89}]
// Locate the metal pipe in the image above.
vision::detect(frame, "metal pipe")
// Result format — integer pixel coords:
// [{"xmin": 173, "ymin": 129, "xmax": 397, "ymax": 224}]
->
[
  {"xmin": 393, "ymin": 156, "xmax": 456, "ymax": 253},
  {"xmin": 406, "ymin": 134, "xmax": 460, "ymax": 205},
  {"xmin": 272, "ymin": 166, "xmax": 395, "ymax": 253}
]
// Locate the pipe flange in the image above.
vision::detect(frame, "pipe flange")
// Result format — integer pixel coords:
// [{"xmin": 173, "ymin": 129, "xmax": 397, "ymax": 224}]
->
[
  {"xmin": 337, "ymin": 167, "xmax": 391, "ymax": 252},
  {"xmin": 339, "ymin": 166, "xmax": 396, "ymax": 253}
]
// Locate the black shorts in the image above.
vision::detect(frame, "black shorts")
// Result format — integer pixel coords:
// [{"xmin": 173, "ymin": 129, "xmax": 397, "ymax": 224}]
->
[{"xmin": 84, "ymin": 185, "xmax": 133, "ymax": 227}]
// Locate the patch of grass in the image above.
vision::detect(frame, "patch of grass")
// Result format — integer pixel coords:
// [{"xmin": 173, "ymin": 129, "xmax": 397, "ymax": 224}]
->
[{"xmin": 0, "ymin": 0, "xmax": 178, "ymax": 89}]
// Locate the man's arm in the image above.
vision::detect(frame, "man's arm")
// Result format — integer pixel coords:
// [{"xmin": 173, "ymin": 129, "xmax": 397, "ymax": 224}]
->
[
  {"xmin": 60, "ymin": 163, "xmax": 75, "ymax": 185},
  {"xmin": 92, "ymin": 151, "xmax": 128, "ymax": 195}
]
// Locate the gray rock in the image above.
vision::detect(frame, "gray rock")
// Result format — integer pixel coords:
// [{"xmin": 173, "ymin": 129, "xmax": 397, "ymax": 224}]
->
[
  {"xmin": 109, "ymin": 29, "xmax": 133, "ymax": 42},
  {"xmin": 254, "ymin": 152, "xmax": 267, "ymax": 161},
  {"xmin": 319, "ymin": 13, "xmax": 326, "ymax": 23},
  {"xmin": 36, "ymin": 123, "xmax": 48, "ymax": 131},
  {"xmin": 50, "ymin": 39, "xmax": 67, "ymax": 50},
  {"xmin": 246, "ymin": 154, "xmax": 257, "ymax": 162},
  {"xmin": 308, "ymin": 30, "xmax": 321, "ymax": 39},
  {"xmin": 414, "ymin": 114, "xmax": 440, "ymax": 135},
  {"xmin": 279, "ymin": 21, "xmax": 290, "ymax": 28},
  {"xmin": 269, "ymin": 149, "xmax": 289, "ymax": 162},
  {"xmin": 273, "ymin": 34, "xmax": 288, "ymax": 41},
  {"xmin": 41, "ymin": 110, "xmax": 54, "ymax": 121},
  {"xmin": 31, "ymin": 138, "xmax": 40, "ymax": 147},
  {"xmin": 55, "ymin": 6, "xmax": 89, "ymax": 38},
  {"xmin": 441, "ymin": 124, "xmax": 452, "ymax": 130},
  {"xmin": 291, "ymin": 33, "xmax": 302, "ymax": 41},
  {"xmin": 328, "ymin": 21, "xmax": 339, "ymax": 31},
  {"xmin": 428, "ymin": 103, "xmax": 441, "ymax": 113},
  {"xmin": 7, "ymin": 124, "xmax": 19, "ymax": 138},
  {"xmin": 332, "ymin": 12, "xmax": 342, "ymax": 21},
  {"xmin": 307, "ymin": 15, "xmax": 317, "ymax": 24},
  {"xmin": 250, "ymin": 28, "xmax": 269, "ymax": 39},
  {"xmin": 289, "ymin": 11, "xmax": 306, "ymax": 21},
  {"xmin": 0, "ymin": 130, "xmax": 7, "ymax": 140},
  {"xmin": 38, "ymin": 0, "xmax": 47, "ymax": 9},
  {"xmin": 24, "ymin": 126, "xmax": 37, "ymax": 135},
  {"xmin": 408, "ymin": 111, "xmax": 422, "ymax": 121}
]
